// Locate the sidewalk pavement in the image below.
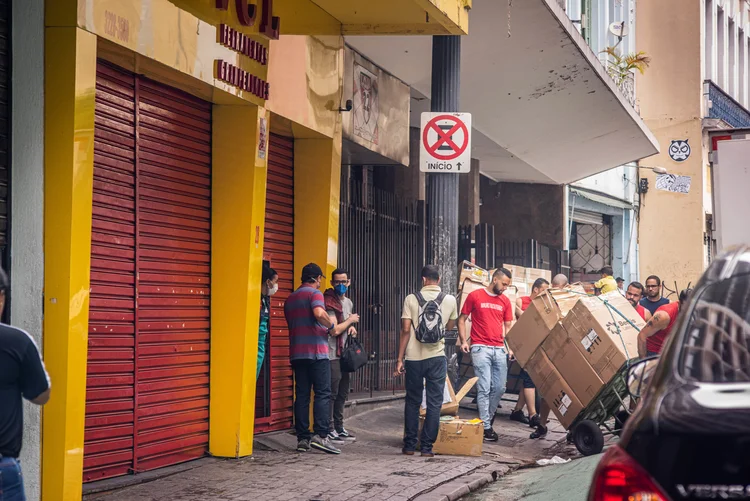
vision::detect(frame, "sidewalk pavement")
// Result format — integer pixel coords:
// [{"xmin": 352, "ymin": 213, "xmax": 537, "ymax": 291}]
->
[{"xmin": 85, "ymin": 397, "xmax": 576, "ymax": 501}]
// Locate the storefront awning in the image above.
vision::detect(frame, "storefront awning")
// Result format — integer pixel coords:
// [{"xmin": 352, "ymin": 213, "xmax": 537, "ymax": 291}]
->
[
  {"xmin": 570, "ymin": 188, "xmax": 634, "ymax": 210},
  {"xmin": 347, "ymin": 0, "xmax": 660, "ymax": 184},
  {"xmin": 280, "ymin": 0, "xmax": 470, "ymax": 35}
]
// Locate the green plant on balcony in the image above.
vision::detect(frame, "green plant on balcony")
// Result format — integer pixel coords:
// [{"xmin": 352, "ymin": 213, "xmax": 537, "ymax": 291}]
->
[{"xmin": 601, "ymin": 47, "xmax": 651, "ymax": 86}]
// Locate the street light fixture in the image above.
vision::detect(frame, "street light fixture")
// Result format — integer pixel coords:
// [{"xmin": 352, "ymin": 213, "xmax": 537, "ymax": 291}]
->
[{"xmin": 638, "ymin": 166, "xmax": 668, "ymax": 194}]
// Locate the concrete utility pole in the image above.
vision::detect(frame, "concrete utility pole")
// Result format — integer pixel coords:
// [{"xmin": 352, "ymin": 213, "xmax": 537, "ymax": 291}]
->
[{"xmin": 427, "ymin": 35, "xmax": 461, "ymax": 295}]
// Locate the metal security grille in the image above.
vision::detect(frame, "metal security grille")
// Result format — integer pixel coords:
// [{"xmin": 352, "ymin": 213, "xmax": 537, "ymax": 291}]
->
[
  {"xmin": 570, "ymin": 222, "xmax": 612, "ymax": 275},
  {"xmin": 338, "ymin": 178, "xmax": 425, "ymax": 397},
  {"xmin": 255, "ymin": 133, "xmax": 294, "ymax": 433},
  {"xmin": 84, "ymin": 62, "xmax": 211, "ymax": 482}
]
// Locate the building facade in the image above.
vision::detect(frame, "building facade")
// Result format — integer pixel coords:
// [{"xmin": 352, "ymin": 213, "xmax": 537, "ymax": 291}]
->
[
  {"xmin": 637, "ymin": 0, "xmax": 750, "ymax": 292},
  {"xmin": 9, "ymin": 1, "xmax": 470, "ymax": 500}
]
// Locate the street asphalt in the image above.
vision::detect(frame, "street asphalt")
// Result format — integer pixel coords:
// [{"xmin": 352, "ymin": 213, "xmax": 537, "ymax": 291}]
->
[{"xmin": 462, "ymin": 452, "xmax": 602, "ymax": 501}]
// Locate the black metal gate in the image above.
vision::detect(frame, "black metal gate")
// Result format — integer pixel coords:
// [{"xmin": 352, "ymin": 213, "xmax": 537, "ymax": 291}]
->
[
  {"xmin": 338, "ymin": 179, "xmax": 425, "ymax": 397},
  {"xmin": 496, "ymin": 239, "xmax": 570, "ymax": 278}
]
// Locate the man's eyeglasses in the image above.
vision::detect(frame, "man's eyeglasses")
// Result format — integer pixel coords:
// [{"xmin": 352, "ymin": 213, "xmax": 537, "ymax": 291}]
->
[{"xmin": 331, "ymin": 280, "xmax": 349, "ymax": 285}]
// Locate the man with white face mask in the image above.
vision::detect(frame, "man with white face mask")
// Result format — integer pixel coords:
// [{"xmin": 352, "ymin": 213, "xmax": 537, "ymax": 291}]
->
[{"xmin": 258, "ymin": 266, "xmax": 279, "ymax": 379}]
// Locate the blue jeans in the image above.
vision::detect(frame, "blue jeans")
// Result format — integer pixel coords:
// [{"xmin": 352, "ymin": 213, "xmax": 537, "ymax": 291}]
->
[
  {"xmin": 403, "ymin": 356, "xmax": 447, "ymax": 453},
  {"xmin": 0, "ymin": 457, "xmax": 25, "ymax": 501},
  {"xmin": 292, "ymin": 358, "xmax": 332, "ymax": 440},
  {"xmin": 471, "ymin": 345, "xmax": 508, "ymax": 430}
]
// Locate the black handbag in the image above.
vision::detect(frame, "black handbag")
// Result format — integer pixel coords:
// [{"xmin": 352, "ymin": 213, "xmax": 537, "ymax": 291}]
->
[{"xmin": 340, "ymin": 336, "xmax": 368, "ymax": 373}]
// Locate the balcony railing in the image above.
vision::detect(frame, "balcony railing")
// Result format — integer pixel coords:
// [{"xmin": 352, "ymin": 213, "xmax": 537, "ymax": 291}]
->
[{"xmin": 617, "ymin": 73, "xmax": 638, "ymax": 112}]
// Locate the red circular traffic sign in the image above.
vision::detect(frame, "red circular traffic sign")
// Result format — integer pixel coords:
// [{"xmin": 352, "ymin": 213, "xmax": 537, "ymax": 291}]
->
[{"xmin": 422, "ymin": 115, "xmax": 470, "ymax": 161}]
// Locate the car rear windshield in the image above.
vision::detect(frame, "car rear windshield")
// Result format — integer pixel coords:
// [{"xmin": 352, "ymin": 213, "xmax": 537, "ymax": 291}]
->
[{"xmin": 680, "ymin": 274, "xmax": 750, "ymax": 383}]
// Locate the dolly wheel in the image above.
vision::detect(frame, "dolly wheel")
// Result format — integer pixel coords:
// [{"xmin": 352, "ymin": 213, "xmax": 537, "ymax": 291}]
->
[{"xmin": 573, "ymin": 420, "xmax": 604, "ymax": 456}]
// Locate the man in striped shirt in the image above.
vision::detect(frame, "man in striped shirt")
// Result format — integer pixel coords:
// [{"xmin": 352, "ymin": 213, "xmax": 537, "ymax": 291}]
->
[{"xmin": 284, "ymin": 263, "xmax": 340, "ymax": 455}]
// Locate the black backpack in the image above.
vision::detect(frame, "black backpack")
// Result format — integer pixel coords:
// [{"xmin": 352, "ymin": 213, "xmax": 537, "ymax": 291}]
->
[{"xmin": 414, "ymin": 291, "xmax": 446, "ymax": 344}]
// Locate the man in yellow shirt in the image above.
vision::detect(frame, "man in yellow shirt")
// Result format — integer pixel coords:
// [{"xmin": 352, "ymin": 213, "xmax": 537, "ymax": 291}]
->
[{"xmin": 594, "ymin": 266, "xmax": 618, "ymax": 295}]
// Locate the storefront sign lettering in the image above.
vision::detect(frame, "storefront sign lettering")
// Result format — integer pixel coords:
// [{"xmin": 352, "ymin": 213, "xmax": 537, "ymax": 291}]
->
[
  {"xmin": 216, "ymin": 60, "xmax": 270, "ymax": 99},
  {"xmin": 218, "ymin": 24, "xmax": 268, "ymax": 65},
  {"xmin": 215, "ymin": 0, "xmax": 280, "ymax": 39},
  {"xmin": 104, "ymin": 10, "xmax": 130, "ymax": 44}
]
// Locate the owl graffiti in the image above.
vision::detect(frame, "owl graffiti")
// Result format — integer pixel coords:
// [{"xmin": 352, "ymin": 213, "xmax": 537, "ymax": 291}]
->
[{"xmin": 668, "ymin": 140, "xmax": 691, "ymax": 162}]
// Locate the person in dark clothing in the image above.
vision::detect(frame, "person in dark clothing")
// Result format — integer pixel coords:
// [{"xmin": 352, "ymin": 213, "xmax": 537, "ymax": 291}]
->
[
  {"xmin": 257, "ymin": 266, "xmax": 279, "ymax": 379},
  {"xmin": 640, "ymin": 275, "xmax": 670, "ymax": 315},
  {"xmin": 284, "ymin": 263, "xmax": 340, "ymax": 455},
  {"xmin": 0, "ymin": 267, "xmax": 51, "ymax": 501},
  {"xmin": 323, "ymin": 268, "xmax": 359, "ymax": 442}
]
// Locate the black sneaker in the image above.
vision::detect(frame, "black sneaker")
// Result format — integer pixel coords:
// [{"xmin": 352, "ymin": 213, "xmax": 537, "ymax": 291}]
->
[
  {"xmin": 529, "ymin": 414, "xmax": 541, "ymax": 428},
  {"xmin": 509, "ymin": 410, "xmax": 530, "ymax": 424},
  {"xmin": 296, "ymin": 438, "xmax": 311, "ymax": 452},
  {"xmin": 311, "ymin": 435, "xmax": 341, "ymax": 454},
  {"xmin": 484, "ymin": 428, "xmax": 499, "ymax": 442},
  {"xmin": 336, "ymin": 427, "xmax": 356, "ymax": 442},
  {"xmin": 530, "ymin": 425, "xmax": 548, "ymax": 439}
]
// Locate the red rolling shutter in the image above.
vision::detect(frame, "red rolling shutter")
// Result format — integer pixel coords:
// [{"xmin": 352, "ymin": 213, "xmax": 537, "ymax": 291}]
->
[
  {"xmin": 255, "ymin": 133, "xmax": 294, "ymax": 433},
  {"xmin": 84, "ymin": 61, "xmax": 211, "ymax": 482},
  {"xmin": 85, "ymin": 63, "xmax": 138, "ymax": 481}
]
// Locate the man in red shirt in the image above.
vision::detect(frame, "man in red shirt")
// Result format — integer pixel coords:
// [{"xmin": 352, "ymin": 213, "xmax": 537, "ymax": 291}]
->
[
  {"xmin": 638, "ymin": 289, "xmax": 691, "ymax": 357},
  {"xmin": 457, "ymin": 268, "xmax": 514, "ymax": 442},
  {"xmin": 625, "ymin": 281, "xmax": 652, "ymax": 322}
]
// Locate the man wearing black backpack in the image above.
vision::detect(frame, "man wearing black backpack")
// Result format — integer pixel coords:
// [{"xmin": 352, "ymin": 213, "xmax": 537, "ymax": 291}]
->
[{"xmin": 395, "ymin": 265, "xmax": 458, "ymax": 457}]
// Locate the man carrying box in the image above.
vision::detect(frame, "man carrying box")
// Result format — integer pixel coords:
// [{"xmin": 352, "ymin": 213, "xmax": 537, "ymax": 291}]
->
[{"xmin": 458, "ymin": 268, "xmax": 514, "ymax": 442}]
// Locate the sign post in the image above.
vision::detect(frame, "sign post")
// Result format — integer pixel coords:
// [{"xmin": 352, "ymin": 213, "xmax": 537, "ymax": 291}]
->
[{"xmin": 419, "ymin": 112, "xmax": 472, "ymax": 173}]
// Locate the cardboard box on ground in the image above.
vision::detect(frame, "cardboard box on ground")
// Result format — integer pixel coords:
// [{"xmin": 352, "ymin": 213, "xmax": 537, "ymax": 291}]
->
[
  {"xmin": 418, "ymin": 377, "xmax": 482, "ymax": 456},
  {"xmin": 506, "ymin": 290, "xmax": 644, "ymax": 430}
]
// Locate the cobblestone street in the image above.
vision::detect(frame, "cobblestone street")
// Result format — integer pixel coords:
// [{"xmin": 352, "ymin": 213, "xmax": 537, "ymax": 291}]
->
[{"xmin": 84, "ymin": 401, "xmax": 574, "ymax": 501}]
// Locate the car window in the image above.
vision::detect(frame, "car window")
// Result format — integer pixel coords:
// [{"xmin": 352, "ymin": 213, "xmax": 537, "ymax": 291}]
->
[{"xmin": 679, "ymin": 274, "xmax": 750, "ymax": 383}]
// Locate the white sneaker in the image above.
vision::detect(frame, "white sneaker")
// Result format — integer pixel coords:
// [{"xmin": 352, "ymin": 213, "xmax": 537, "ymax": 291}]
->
[{"xmin": 336, "ymin": 428, "xmax": 356, "ymax": 442}]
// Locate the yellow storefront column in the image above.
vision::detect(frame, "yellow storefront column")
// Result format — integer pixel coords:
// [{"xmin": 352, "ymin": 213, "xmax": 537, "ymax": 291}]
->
[
  {"xmin": 42, "ymin": 27, "xmax": 98, "ymax": 501},
  {"xmin": 210, "ymin": 104, "xmax": 270, "ymax": 457},
  {"xmin": 293, "ymin": 129, "xmax": 343, "ymax": 283}
]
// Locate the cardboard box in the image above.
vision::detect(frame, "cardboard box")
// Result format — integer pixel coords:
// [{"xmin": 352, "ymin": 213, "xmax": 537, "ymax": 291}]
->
[
  {"xmin": 458, "ymin": 261, "xmax": 489, "ymax": 290},
  {"xmin": 525, "ymin": 350, "xmax": 584, "ymax": 429},
  {"xmin": 505, "ymin": 291, "xmax": 561, "ymax": 367},
  {"xmin": 420, "ymin": 417, "xmax": 484, "ymax": 456},
  {"xmin": 527, "ymin": 267, "xmax": 552, "ymax": 284},
  {"xmin": 503, "ymin": 264, "xmax": 528, "ymax": 282},
  {"xmin": 459, "ymin": 278, "xmax": 486, "ymax": 311},
  {"xmin": 541, "ymin": 323, "xmax": 605, "ymax": 406},
  {"xmin": 561, "ymin": 291, "xmax": 645, "ymax": 384},
  {"xmin": 550, "ymin": 284, "xmax": 587, "ymax": 316},
  {"xmin": 420, "ymin": 376, "xmax": 478, "ymax": 416}
]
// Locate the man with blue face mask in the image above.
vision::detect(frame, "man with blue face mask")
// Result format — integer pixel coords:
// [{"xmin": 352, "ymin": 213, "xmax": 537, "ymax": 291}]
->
[{"xmin": 324, "ymin": 268, "xmax": 360, "ymax": 442}]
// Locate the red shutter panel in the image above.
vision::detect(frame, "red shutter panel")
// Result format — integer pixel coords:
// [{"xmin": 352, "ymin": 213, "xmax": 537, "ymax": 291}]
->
[
  {"xmin": 134, "ymin": 78, "xmax": 211, "ymax": 472},
  {"xmin": 256, "ymin": 133, "xmax": 294, "ymax": 432},
  {"xmin": 84, "ymin": 62, "xmax": 211, "ymax": 481},
  {"xmin": 84, "ymin": 63, "xmax": 137, "ymax": 482}
]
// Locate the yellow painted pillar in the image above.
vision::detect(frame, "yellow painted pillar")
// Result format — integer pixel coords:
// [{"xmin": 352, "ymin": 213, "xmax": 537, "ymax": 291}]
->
[
  {"xmin": 210, "ymin": 104, "xmax": 270, "ymax": 457},
  {"xmin": 42, "ymin": 27, "xmax": 98, "ymax": 501},
  {"xmin": 293, "ymin": 130, "xmax": 342, "ymax": 283},
  {"xmin": 294, "ymin": 126, "xmax": 342, "ymax": 432}
]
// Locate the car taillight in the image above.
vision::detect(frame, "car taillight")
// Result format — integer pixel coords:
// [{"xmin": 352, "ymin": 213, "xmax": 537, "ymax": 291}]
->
[{"xmin": 588, "ymin": 446, "xmax": 670, "ymax": 501}]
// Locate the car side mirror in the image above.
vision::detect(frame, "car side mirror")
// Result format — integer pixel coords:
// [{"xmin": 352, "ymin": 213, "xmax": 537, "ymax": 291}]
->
[{"xmin": 627, "ymin": 356, "xmax": 660, "ymax": 399}]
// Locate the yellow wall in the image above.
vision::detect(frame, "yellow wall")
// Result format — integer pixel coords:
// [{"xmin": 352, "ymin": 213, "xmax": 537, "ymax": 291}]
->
[
  {"xmin": 636, "ymin": 0, "xmax": 706, "ymax": 289},
  {"xmin": 42, "ymin": 26, "xmax": 98, "ymax": 501},
  {"xmin": 209, "ymin": 105, "xmax": 270, "ymax": 458}
]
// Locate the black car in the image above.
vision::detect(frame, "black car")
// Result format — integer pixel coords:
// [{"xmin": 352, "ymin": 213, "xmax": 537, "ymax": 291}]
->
[{"xmin": 588, "ymin": 246, "xmax": 750, "ymax": 501}]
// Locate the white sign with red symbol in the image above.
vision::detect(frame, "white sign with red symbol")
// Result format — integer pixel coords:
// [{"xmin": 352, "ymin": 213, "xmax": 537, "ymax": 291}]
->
[{"xmin": 420, "ymin": 112, "xmax": 472, "ymax": 173}]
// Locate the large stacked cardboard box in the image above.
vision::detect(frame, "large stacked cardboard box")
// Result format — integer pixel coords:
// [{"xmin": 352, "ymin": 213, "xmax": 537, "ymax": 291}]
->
[
  {"xmin": 418, "ymin": 377, "xmax": 482, "ymax": 456},
  {"xmin": 506, "ymin": 290, "xmax": 644, "ymax": 430}
]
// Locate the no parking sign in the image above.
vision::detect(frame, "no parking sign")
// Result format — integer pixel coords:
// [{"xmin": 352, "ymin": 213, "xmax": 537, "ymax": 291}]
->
[{"xmin": 419, "ymin": 112, "xmax": 472, "ymax": 173}]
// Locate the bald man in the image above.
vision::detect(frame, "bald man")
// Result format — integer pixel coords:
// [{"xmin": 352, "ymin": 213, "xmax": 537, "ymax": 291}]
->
[{"xmin": 551, "ymin": 274, "xmax": 569, "ymax": 288}]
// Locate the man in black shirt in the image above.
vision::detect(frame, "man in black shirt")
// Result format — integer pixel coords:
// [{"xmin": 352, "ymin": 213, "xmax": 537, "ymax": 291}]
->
[
  {"xmin": 639, "ymin": 275, "xmax": 670, "ymax": 316},
  {"xmin": 0, "ymin": 267, "xmax": 51, "ymax": 501}
]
